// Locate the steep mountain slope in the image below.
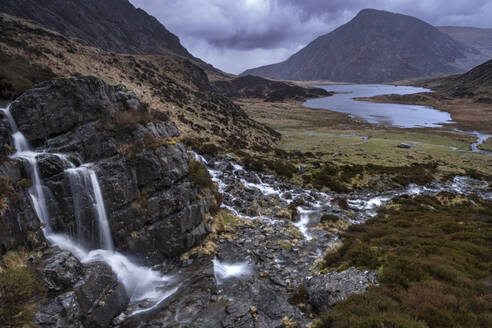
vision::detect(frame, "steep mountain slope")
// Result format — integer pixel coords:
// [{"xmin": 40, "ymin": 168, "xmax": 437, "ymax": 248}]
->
[
  {"xmin": 243, "ymin": 9, "xmax": 485, "ymax": 83},
  {"xmin": 0, "ymin": 13, "xmax": 279, "ymax": 149},
  {"xmin": 438, "ymin": 26, "xmax": 492, "ymax": 58},
  {"xmin": 0, "ymin": 0, "xmax": 190, "ymax": 58}
]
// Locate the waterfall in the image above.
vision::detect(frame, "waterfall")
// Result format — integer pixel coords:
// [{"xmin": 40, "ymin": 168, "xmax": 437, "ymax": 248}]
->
[
  {"xmin": 65, "ymin": 166, "xmax": 114, "ymax": 250},
  {"xmin": 1, "ymin": 105, "xmax": 177, "ymax": 314},
  {"xmin": 2, "ymin": 106, "xmax": 51, "ymax": 231}
]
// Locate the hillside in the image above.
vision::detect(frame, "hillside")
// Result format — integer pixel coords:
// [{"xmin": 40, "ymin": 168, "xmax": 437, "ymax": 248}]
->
[
  {"xmin": 438, "ymin": 26, "xmax": 492, "ymax": 58},
  {"xmin": 0, "ymin": 13, "xmax": 279, "ymax": 149},
  {"xmin": 0, "ymin": 0, "xmax": 191, "ymax": 58},
  {"xmin": 212, "ymin": 75, "xmax": 332, "ymax": 102},
  {"xmin": 448, "ymin": 58, "xmax": 492, "ymax": 90},
  {"xmin": 0, "ymin": 0, "xmax": 227, "ymax": 77},
  {"xmin": 243, "ymin": 9, "xmax": 486, "ymax": 83}
]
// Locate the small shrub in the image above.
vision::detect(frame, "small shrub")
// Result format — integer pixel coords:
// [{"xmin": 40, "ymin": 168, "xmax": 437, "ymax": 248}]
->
[
  {"xmin": 289, "ymin": 285, "xmax": 309, "ymax": 305},
  {"xmin": 199, "ymin": 143, "xmax": 221, "ymax": 156},
  {"xmin": 0, "ymin": 266, "xmax": 46, "ymax": 327},
  {"xmin": 143, "ymin": 134, "xmax": 169, "ymax": 150},
  {"xmin": 265, "ymin": 159, "xmax": 297, "ymax": 179},
  {"xmin": 320, "ymin": 214, "xmax": 340, "ymax": 223},
  {"xmin": 188, "ymin": 158, "xmax": 213, "ymax": 189}
]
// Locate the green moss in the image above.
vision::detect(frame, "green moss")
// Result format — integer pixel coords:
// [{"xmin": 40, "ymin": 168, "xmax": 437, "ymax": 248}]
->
[{"xmin": 315, "ymin": 194, "xmax": 492, "ymax": 328}]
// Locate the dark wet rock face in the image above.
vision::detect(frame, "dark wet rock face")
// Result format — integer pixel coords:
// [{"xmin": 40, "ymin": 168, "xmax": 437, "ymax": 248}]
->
[
  {"xmin": 307, "ymin": 268, "xmax": 378, "ymax": 312},
  {"xmin": 36, "ymin": 248, "xmax": 129, "ymax": 328},
  {"xmin": 0, "ymin": 157, "xmax": 45, "ymax": 256},
  {"xmin": 1, "ymin": 76, "xmax": 213, "ymax": 264},
  {"xmin": 41, "ymin": 249, "xmax": 84, "ymax": 292},
  {"xmin": 10, "ymin": 77, "xmax": 141, "ymax": 143}
]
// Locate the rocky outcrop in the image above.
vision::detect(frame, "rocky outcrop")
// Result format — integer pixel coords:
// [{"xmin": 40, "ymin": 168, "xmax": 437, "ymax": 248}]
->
[
  {"xmin": 1, "ymin": 76, "xmax": 215, "ymax": 264},
  {"xmin": 35, "ymin": 248, "xmax": 129, "ymax": 328},
  {"xmin": 306, "ymin": 268, "xmax": 378, "ymax": 312}
]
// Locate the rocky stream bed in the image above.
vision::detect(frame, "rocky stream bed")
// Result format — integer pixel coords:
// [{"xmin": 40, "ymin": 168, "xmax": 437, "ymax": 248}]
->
[{"xmin": 117, "ymin": 153, "xmax": 492, "ymax": 327}]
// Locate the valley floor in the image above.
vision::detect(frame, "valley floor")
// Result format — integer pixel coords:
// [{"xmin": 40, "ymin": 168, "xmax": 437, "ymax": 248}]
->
[{"xmin": 238, "ymin": 98, "xmax": 492, "ymax": 179}]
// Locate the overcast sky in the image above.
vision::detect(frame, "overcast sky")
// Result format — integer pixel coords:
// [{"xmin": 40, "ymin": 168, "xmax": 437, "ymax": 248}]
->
[{"xmin": 129, "ymin": 0, "xmax": 492, "ymax": 74}]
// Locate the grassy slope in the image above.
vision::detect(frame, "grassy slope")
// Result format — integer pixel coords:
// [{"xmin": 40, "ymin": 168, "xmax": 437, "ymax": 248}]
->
[{"xmin": 314, "ymin": 193, "xmax": 492, "ymax": 328}]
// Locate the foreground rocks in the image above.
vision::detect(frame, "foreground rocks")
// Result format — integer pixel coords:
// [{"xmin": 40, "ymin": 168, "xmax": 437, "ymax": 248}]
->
[
  {"xmin": 35, "ymin": 248, "xmax": 129, "ymax": 328},
  {"xmin": 307, "ymin": 268, "xmax": 378, "ymax": 312}
]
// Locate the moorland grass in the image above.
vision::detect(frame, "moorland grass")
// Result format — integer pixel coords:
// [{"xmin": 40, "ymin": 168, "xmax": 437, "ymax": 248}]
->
[{"xmin": 314, "ymin": 193, "xmax": 492, "ymax": 328}]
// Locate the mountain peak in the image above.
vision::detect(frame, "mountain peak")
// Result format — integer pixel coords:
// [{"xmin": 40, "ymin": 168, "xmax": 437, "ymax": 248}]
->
[
  {"xmin": 243, "ymin": 9, "xmax": 486, "ymax": 83},
  {"xmin": 355, "ymin": 8, "xmax": 390, "ymax": 16}
]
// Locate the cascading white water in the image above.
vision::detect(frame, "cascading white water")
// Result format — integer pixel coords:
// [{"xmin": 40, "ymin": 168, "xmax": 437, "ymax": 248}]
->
[
  {"xmin": 1, "ymin": 105, "xmax": 177, "ymax": 315},
  {"xmin": 2, "ymin": 106, "xmax": 52, "ymax": 231},
  {"xmin": 212, "ymin": 257, "xmax": 251, "ymax": 285},
  {"xmin": 65, "ymin": 166, "xmax": 114, "ymax": 250}
]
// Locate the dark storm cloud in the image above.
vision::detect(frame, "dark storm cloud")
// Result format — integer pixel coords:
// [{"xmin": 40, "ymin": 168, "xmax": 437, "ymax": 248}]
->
[{"xmin": 129, "ymin": 0, "xmax": 492, "ymax": 73}]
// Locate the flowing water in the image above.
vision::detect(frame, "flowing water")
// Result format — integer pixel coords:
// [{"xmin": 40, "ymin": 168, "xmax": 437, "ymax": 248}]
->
[
  {"xmin": 1, "ymin": 105, "xmax": 176, "ymax": 315},
  {"xmin": 198, "ymin": 153, "xmax": 492, "ymax": 244},
  {"xmin": 303, "ymin": 84, "xmax": 454, "ymax": 128},
  {"xmin": 470, "ymin": 131, "xmax": 492, "ymax": 155},
  {"xmin": 212, "ymin": 258, "xmax": 252, "ymax": 285}
]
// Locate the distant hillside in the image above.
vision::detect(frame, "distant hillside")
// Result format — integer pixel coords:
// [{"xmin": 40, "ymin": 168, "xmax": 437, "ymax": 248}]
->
[
  {"xmin": 0, "ymin": 0, "xmax": 191, "ymax": 58},
  {"xmin": 445, "ymin": 59, "xmax": 492, "ymax": 95},
  {"xmin": 438, "ymin": 26, "xmax": 492, "ymax": 58},
  {"xmin": 243, "ymin": 9, "xmax": 486, "ymax": 83},
  {"xmin": 212, "ymin": 75, "xmax": 331, "ymax": 102}
]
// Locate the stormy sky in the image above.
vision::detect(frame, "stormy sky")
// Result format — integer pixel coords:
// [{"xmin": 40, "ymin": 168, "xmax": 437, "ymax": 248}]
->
[{"xmin": 129, "ymin": 0, "xmax": 492, "ymax": 74}]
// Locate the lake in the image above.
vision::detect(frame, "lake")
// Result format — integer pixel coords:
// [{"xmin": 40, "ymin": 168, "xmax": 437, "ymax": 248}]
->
[{"xmin": 303, "ymin": 84, "xmax": 454, "ymax": 128}]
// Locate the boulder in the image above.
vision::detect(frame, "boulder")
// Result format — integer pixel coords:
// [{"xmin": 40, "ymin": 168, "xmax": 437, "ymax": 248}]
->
[
  {"xmin": 41, "ymin": 248, "xmax": 84, "ymax": 292},
  {"xmin": 35, "ymin": 258, "xmax": 129, "ymax": 328},
  {"xmin": 397, "ymin": 143, "xmax": 412, "ymax": 149},
  {"xmin": 306, "ymin": 267, "xmax": 377, "ymax": 312},
  {"xmin": 75, "ymin": 262, "xmax": 129, "ymax": 328}
]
